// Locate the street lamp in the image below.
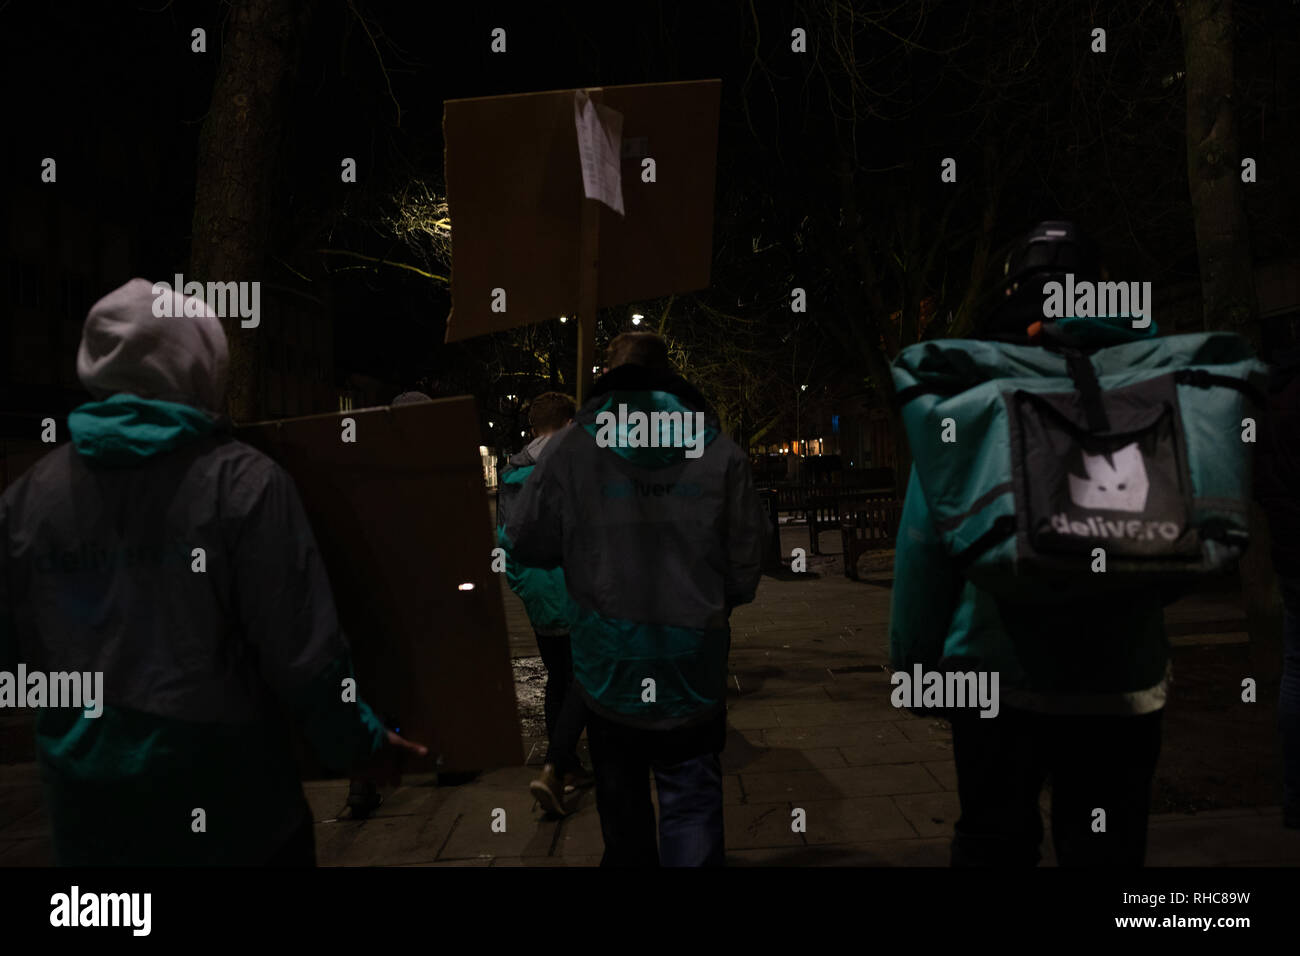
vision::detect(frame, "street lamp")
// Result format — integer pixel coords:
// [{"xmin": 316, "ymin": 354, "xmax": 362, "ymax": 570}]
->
[{"xmin": 796, "ymin": 385, "xmax": 806, "ymax": 460}]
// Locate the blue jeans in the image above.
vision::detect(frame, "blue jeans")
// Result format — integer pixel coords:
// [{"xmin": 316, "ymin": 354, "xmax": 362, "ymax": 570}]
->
[
  {"xmin": 586, "ymin": 711, "xmax": 725, "ymax": 866},
  {"xmin": 1280, "ymin": 577, "xmax": 1300, "ymax": 818}
]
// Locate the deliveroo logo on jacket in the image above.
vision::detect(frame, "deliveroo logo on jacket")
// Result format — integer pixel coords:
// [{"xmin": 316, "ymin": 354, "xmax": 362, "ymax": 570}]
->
[
  {"xmin": 1068, "ymin": 444, "xmax": 1149, "ymax": 512},
  {"xmin": 601, "ymin": 478, "xmax": 702, "ymax": 499}
]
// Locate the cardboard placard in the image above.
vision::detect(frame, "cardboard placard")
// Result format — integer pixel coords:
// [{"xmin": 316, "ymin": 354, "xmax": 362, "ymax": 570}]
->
[
  {"xmin": 443, "ymin": 79, "xmax": 721, "ymax": 342},
  {"xmin": 239, "ymin": 396, "xmax": 521, "ymax": 774}
]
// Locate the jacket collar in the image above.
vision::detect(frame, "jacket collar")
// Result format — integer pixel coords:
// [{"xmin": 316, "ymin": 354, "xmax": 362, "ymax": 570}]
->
[{"xmin": 587, "ymin": 364, "xmax": 711, "ymax": 412}]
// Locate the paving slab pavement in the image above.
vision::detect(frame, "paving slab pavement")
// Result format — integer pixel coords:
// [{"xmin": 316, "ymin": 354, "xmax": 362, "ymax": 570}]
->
[{"xmin": 0, "ymin": 523, "xmax": 1294, "ymax": 867}]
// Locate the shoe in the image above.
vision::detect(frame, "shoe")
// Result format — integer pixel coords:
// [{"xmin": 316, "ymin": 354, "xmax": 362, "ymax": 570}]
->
[
  {"xmin": 529, "ymin": 763, "xmax": 567, "ymax": 816},
  {"xmin": 346, "ymin": 780, "xmax": 382, "ymax": 820},
  {"xmin": 563, "ymin": 765, "xmax": 595, "ymax": 794}
]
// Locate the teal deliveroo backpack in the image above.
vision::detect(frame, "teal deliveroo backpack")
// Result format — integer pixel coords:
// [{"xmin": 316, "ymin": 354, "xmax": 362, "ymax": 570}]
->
[{"xmin": 891, "ymin": 315, "xmax": 1267, "ymax": 603}]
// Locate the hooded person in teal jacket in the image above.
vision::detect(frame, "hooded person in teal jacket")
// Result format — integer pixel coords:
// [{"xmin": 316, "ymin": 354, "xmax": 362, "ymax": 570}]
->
[
  {"xmin": 504, "ymin": 332, "xmax": 765, "ymax": 866},
  {"xmin": 890, "ymin": 222, "xmax": 1176, "ymax": 868},
  {"xmin": 495, "ymin": 391, "xmax": 592, "ymax": 816},
  {"xmin": 0, "ymin": 278, "xmax": 425, "ymax": 866}
]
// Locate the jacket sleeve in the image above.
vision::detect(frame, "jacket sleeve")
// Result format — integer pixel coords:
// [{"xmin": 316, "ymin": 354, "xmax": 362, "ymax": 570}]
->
[
  {"xmin": 1256, "ymin": 357, "xmax": 1300, "ymax": 502},
  {"xmin": 497, "ymin": 470, "xmax": 541, "ymax": 598},
  {"xmin": 1252, "ymin": 371, "xmax": 1278, "ymax": 505},
  {"xmin": 889, "ymin": 465, "xmax": 963, "ymax": 672},
  {"xmin": 0, "ymin": 496, "xmax": 13, "ymax": 673},
  {"xmin": 229, "ymin": 461, "xmax": 387, "ymax": 772},
  {"xmin": 503, "ymin": 446, "xmax": 565, "ymax": 571},
  {"xmin": 497, "ymin": 521, "xmax": 540, "ymax": 603},
  {"xmin": 495, "ymin": 474, "xmax": 525, "ymax": 596},
  {"xmin": 724, "ymin": 448, "xmax": 764, "ymax": 611}
]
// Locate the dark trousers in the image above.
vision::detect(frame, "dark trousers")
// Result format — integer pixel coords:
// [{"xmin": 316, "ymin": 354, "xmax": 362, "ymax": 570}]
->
[
  {"xmin": 535, "ymin": 632, "xmax": 587, "ymax": 774},
  {"xmin": 586, "ymin": 711, "xmax": 726, "ymax": 867},
  {"xmin": 950, "ymin": 706, "xmax": 1163, "ymax": 867},
  {"xmin": 1280, "ymin": 576, "xmax": 1300, "ymax": 818}
]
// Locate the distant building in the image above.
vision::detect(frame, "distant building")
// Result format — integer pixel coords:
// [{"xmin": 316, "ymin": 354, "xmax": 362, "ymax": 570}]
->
[{"xmin": 480, "ymin": 445, "xmax": 499, "ymax": 490}]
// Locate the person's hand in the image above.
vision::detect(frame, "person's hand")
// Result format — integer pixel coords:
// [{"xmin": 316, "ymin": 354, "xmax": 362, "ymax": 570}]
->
[
  {"xmin": 385, "ymin": 728, "xmax": 428, "ymax": 758},
  {"xmin": 358, "ymin": 729, "xmax": 429, "ymax": 787}
]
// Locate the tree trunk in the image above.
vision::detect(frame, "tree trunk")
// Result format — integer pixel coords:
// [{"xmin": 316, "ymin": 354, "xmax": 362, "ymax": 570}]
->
[
  {"xmin": 949, "ymin": 140, "xmax": 1003, "ymax": 339},
  {"xmin": 189, "ymin": 0, "xmax": 299, "ymax": 423},
  {"xmin": 1178, "ymin": 0, "xmax": 1259, "ymax": 345},
  {"xmin": 1177, "ymin": 0, "xmax": 1282, "ymax": 680},
  {"xmin": 888, "ymin": 403, "xmax": 912, "ymax": 498}
]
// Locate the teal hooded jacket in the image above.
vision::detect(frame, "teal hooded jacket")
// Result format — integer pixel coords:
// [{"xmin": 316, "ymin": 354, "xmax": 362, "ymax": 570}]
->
[{"xmin": 496, "ymin": 432, "xmax": 579, "ymax": 637}]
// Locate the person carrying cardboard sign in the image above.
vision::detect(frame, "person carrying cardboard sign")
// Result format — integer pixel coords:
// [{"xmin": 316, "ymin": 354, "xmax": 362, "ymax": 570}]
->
[
  {"xmin": 0, "ymin": 278, "xmax": 425, "ymax": 865},
  {"xmin": 504, "ymin": 332, "xmax": 765, "ymax": 866}
]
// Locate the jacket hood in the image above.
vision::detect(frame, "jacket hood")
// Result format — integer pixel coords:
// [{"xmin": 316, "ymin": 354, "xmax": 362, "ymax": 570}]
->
[
  {"xmin": 507, "ymin": 431, "xmax": 558, "ymax": 468},
  {"xmin": 67, "ymin": 394, "xmax": 218, "ymax": 464},
  {"xmin": 76, "ymin": 278, "xmax": 229, "ymax": 416},
  {"xmin": 589, "ymin": 364, "xmax": 711, "ymax": 409},
  {"xmin": 578, "ymin": 365, "xmax": 720, "ymax": 468}
]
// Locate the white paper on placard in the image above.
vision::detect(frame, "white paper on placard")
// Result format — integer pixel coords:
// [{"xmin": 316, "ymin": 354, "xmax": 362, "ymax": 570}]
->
[{"xmin": 574, "ymin": 90, "xmax": 625, "ymax": 216}]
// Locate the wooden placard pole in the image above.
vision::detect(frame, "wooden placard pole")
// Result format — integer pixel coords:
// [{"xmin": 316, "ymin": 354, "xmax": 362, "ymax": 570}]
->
[
  {"xmin": 574, "ymin": 86, "xmax": 606, "ymax": 406},
  {"xmin": 576, "ymin": 196, "xmax": 601, "ymax": 404}
]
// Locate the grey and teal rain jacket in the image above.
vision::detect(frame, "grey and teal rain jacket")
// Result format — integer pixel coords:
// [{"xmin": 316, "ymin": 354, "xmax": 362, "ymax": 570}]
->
[
  {"xmin": 496, "ymin": 432, "xmax": 579, "ymax": 637},
  {"xmin": 503, "ymin": 364, "xmax": 765, "ymax": 731},
  {"xmin": 0, "ymin": 279, "xmax": 387, "ymax": 865}
]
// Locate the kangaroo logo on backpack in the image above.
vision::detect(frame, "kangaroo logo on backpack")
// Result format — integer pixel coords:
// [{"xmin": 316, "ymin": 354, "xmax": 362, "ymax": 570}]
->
[
  {"xmin": 1045, "ymin": 431, "xmax": 1190, "ymax": 548},
  {"xmin": 1045, "ymin": 438, "xmax": 1184, "ymax": 548},
  {"xmin": 1068, "ymin": 444, "xmax": 1148, "ymax": 512},
  {"xmin": 1016, "ymin": 384, "xmax": 1199, "ymax": 560}
]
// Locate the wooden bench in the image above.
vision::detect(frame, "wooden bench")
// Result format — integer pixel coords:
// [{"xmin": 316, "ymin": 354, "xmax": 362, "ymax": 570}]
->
[
  {"xmin": 841, "ymin": 494, "xmax": 904, "ymax": 579},
  {"xmin": 805, "ymin": 488, "xmax": 847, "ymax": 555},
  {"xmin": 772, "ymin": 483, "xmax": 805, "ymax": 517}
]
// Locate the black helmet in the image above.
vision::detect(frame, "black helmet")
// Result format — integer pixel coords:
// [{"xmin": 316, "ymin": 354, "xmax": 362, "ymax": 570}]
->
[
  {"xmin": 1001, "ymin": 220, "xmax": 1100, "ymax": 291},
  {"xmin": 980, "ymin": 220, "xmax": 1101, "ymax": 342}
]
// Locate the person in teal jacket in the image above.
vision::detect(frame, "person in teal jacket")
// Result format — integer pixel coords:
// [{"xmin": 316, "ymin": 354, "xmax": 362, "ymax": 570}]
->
[
  {"xmin": 504, "ymin": 332, "xmax": 765, "ymax": 866},
  {"xmin": 495, "ymin": 391, "xmax": 592, "ymax": 816},
  {"xmin": 890, "ymin": 222, "xmax": 1173, "ymax": 867},
  {"xmin": 0, "ymin": 278, "xmax": 425, "ymax": 866}
]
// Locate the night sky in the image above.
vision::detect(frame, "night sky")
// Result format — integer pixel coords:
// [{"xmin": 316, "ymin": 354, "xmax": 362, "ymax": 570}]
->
[{"xmin": 2, "ymin": 0, "xmax": 1297, "ymax": 447}]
